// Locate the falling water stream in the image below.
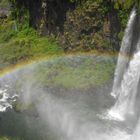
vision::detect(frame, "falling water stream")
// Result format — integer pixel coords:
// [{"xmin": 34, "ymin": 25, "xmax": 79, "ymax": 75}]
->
[
  {"xmin": 0, "ymin": 55, "xmax": 132, "ymax": 140},
  {"xmin": 108, "ymin": 7, "xmax": 140, "ymax": 140},
  {"xmin": 111, "ymin": 8, "xmax": 136, "ymax": 98},
  {"xmin": 109, "ymin": 50, "xmax": 140, "ymax": 121},
  {"xmin": 108, "ymin": 8, "xmax": 140, "ymax": 121},
  {"xmin": 1, "ymin": 7, "xmax": 140, "ymax": 140}
]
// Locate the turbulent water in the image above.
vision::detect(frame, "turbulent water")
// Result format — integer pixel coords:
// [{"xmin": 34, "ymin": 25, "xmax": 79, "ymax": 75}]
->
[
  {"xmin": 109, "ymin": 50, "xmax": 140, "ymax": 121},
  {"xmin": 0, "ymin": 86, "xmax": 18, "ymax": 112},
  {"xmin": 108, "ymin": 7, "xmax": 140, "ymax": 120},
  {"xmin": 0, "ymin": 55, "xmax": 132, "ymax": 140},
  {"xmin": 0, "ymin": 7, "xmax": 140, "ymax": 140},
  {"xmin": 107, "ymin": 7, "xmax": 140, "ymax": 140},
  {"xmin": 111, "ymin": 8, "xmax": 136, "ymax": 98}
]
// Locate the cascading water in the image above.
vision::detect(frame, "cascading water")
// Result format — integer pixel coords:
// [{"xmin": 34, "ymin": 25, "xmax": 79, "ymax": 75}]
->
[
  {"xmin": 107, "ymin": 7, "xmax": 140, "ymax": 121},
  {"xmin": 109, "ymin": 50, "xmax": 140, "ymax": 121},
  {"xmin": 0, "ymin": 9, "xmax": 139, "ymax": 140},
  {"xmin": 37, "ymin": 93, "xmax": 131, "ymax": 140},
  {"xmin": 0, "ymin": 87, "xmax": 18, "ymax": 112},
  {"xmin": 0, "ymin": 56, "xmax": 131, "ymax": 140},
  {"xmin": 131, "ymin": 118, "xmax": 140, "ymax": 140},
  {"xmin": 111, "ymin": 8, "xmax": 136, "ymax": 98}
]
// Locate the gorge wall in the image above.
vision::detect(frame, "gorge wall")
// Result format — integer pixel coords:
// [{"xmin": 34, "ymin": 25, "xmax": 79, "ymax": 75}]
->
[{"xmin": 3, "ymin": 0, "xmax": 134, "ymax": 51}]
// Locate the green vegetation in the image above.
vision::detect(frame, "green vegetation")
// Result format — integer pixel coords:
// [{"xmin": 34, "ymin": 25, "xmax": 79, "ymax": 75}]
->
[
  {"xmin": 33, "ymin": 56, "xmax": 115, "ymax": 89},
  {"xmin": 0, "ymin": 0, "xmax": 9, "ymax": 8},
  {"xmin": 0, "ymin": 1, "xmax": 128, "ymax": 139},
  {"xmin": 0, "ymin": 0, "xmax": 137, "ymax": 68},
  {"xmin": 1, "ymin": 0, "xmax": 138, "ymax": 56},
  {"xmin": 52, "ymin": 63, "xmax": 113, "ymax": 88},
  {"xmin": 0, "ymin": 18, "xmax": 63, "ymax": 70},
  {"xmin": 7, "ymin": 0, "xmax": 132, "ymax": 52},
  {"xmin": 61, "ymin": 0, "xmax": 118, "ymax": 51},
  {"xmin": 114, "ymin": 0, "xmax": 140, "ymax": 12},
  {"xmin": 10, "ymin": 55, "xmax": 115, "ymax": 113}
]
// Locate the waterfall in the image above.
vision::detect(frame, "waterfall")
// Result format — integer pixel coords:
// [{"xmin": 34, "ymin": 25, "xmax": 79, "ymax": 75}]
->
[
  {"xmin": 130, "ymin": 115, "xmax": 140, "ymax": 140},
  {"xmin": 111, "ymin": 8, "xmax": 136, "ymax": 98},
  {"xmin": 131, "ymin": 119, "xmax": 140, "ymax": 140},
  {"xmin": 108, "ymin": 8, "xmax": 140, "ymax": 121},
  {"xmin": 109, "ymin": 50, "xmax": 140, "ymax": 121}
]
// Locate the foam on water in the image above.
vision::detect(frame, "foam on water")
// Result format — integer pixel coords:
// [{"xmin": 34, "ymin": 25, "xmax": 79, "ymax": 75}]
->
[
  {"xmin": 0, "ymin": 87, "xmax": 18, "ymax": 112},
  {"xmin": 107, "ymin": 109, "xmax": 125, "ymax": 121}
]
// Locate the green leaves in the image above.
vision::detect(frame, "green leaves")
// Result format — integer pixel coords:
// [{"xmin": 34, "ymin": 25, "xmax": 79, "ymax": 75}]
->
[
  {"xmin": 136, "ymin": 0, "xmax": 140, "ymax": 13},
  {"xmin": 113, "ymin": 0, "xmax": 140, "ymax": 13}
]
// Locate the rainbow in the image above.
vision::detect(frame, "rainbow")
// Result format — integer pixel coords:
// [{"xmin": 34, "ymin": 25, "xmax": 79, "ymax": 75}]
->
[{"xmin": 0, "ymin": 51, "xmax": 119, "ymax": 78}]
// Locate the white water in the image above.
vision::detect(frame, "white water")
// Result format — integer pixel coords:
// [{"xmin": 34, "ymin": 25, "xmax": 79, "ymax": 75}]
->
[
  {"xmin": 0, "ymin": 56, "xmax": 132, "ymax": 139},
  {"xmin": 0, "ymin": 9, "xmax": 138, "ymax": 140},
  {"xmin": 109, "ymin": 50, "xmax": 140, "ymax": 121},
  {"xmin": 111, "ymin": 8, "xmax": 136, "ymax": 98},
  {"xmin": 37, "ymin": 94, "xmax": 131, "ymax": 140},
  {"xmin": 131, "ymin": 118, "xmax": 140, "ymax": 140},
  {"xmin": 0, "ymin": 88, "xmax": 18, "ymax": 112},
  {"xmin": 107, "ymin": 8, "xmax": 140, "ymax": 121}
]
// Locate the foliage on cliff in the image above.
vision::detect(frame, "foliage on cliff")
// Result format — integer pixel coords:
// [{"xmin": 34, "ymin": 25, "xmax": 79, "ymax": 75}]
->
[
  {"xmin": 0, "ymin": 0, "xmax": 138, "ymax": 67},
  {"xmin": 0, "ymin": 18, "xmax": 63, "ymax": 69},
  {"xmin": 60, "ymin": 1, "xmax": 107, "ymax": 51},
  {"xmin": 6, "ymin": 0, "xmax": 136, "ymax": 52},
  {"xmin": 114, "ymin": 0, "xmax": 140, "ymax": 11},
  {"xmin": 60, "ymin": 0, "xmax": 129, "ymax": 52}
]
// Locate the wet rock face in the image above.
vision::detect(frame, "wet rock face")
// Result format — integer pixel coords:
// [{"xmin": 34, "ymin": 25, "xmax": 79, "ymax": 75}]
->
[
  {"xmin": 12, "ymin": 0, "xmax": 75, "ymax": 35},
  {"xmin": 42, "ymin": 0, "xmax": 75, "ymax": 34},
  {"xmin": 9, "ymin": 0, "xmax": 124, "ymax": 51},
  {"xmin": 60, "ymin": 1, "xmax": 121, "ymax": 52}
]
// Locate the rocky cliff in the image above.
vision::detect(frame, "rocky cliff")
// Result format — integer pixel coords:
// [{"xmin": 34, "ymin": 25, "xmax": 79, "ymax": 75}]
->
[{"xmin": 4, "ymin": 0, "xmax": 131, "ymax": 51}]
